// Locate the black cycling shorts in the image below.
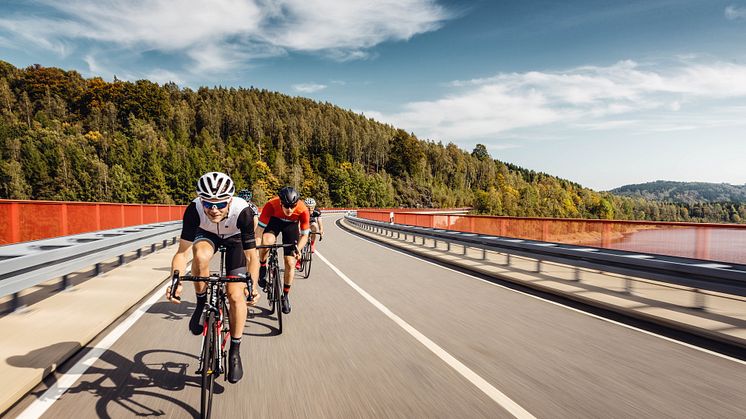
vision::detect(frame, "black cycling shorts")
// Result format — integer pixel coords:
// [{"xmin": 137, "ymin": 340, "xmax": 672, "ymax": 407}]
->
[
  {"xmin": 263, "ymin": 217, "xmax": 300, "ymax": 256},
  {"xmin": 193, "ymin": 229, "xmax": 247, "ymax": 276}
]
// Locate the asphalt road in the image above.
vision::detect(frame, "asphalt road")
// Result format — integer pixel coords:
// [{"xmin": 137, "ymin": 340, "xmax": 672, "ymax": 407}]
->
[{"xmin": 7, "ymin": 214, "xmax": 746, "ymax": 418}]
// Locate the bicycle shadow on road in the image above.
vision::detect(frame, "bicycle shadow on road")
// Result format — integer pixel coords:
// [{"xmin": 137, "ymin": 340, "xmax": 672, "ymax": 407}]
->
[{"xmin": 9, "ymin": 343, "xmax": 204, "ymax": 418}]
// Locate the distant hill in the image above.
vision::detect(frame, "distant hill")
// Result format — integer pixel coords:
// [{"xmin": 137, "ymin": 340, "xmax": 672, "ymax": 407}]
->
[{"xmin": 611, "ymin": 181, "xmax": 746, "ymax": 204}]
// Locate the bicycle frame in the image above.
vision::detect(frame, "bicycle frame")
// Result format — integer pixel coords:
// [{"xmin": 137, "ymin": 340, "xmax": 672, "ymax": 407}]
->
[{"xmin": 170, "ymin": 246, "xmax": 249, "ymax": 419}]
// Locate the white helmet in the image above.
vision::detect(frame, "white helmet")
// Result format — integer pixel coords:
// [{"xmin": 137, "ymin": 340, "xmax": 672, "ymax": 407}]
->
[
  {"xmin": 197, "ymin": 172, "xmax": 235, "ymax": 200},
  {"xmin": 304, "ymin": 198, "xmax": 316, "ymax": 207}
]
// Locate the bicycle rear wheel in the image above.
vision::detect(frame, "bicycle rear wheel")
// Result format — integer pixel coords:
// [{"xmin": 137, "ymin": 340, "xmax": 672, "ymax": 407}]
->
[{"xmin": 200, "ymin": 312, "xmax": 216, "ymax": 419}]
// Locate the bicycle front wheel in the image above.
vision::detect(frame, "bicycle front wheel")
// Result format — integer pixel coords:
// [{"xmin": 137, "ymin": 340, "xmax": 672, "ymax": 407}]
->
[
  {"xmin": 303, "ymin": 250, "xmax": 312, "ymax": 278},
  {"xmin": 274, "ymin": 263, "xmax": 283, "ymax": 334},
  {"xmin": 200, "ymin": 312, "xmax": 216, "ymax": 419}
]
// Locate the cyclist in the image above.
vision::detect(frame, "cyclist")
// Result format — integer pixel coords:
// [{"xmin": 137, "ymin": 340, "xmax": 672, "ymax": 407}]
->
[
  {"xmin": 304, "ymin": 198, "xmax": 324, "ymax": 252},
  {"xmin": 256, "ymin": 186, "xmax": 310, "ymax": 314},
  {"xmin": 237, "ymin": 189, "xmax": 259, "ymax": 231},
  {"xmin": 166, "ymin": 171, "xmax": 259, "ymax": 384}
]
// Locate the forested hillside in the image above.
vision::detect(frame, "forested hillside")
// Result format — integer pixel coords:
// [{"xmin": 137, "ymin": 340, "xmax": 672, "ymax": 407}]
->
[
  {"xmin": 612, "ymin": 181, "xmax": 746, "ymax": 204},
  {"xmin": 1, "ymin": 61, "xmax": 744, "ymax": 223}
]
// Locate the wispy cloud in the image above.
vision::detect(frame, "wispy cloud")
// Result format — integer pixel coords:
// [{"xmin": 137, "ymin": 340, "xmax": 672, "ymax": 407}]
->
[
  {"xmin": 367, "ymin": 60, "xmax": 746, "ymax": 141},
  {"xmin": 725, "ymin": 5, "xmax": 746, "ymax": 20},
  {"xmin": 0, "ymin": 0, "xmax": 450, "ymax": 77},
  {"xmin": 292, "ymin": 83, "xmax": 327, "ymax": 93}
]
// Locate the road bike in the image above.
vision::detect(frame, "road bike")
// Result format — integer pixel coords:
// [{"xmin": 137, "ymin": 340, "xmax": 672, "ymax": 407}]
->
[
  {"xmin": 298, "ymin": 232, "xmax": 322, "ymax": 279},
  {"xmin": 257, "ymin": 243, "xmax": 297, "ymax": 334},
  {"xmin": 169, "ymin": 246, "xmax": 251, "ymax": 419}
]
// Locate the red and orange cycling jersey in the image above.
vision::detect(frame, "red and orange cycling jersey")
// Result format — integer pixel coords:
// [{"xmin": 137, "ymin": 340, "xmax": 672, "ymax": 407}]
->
[{"xmin": 258, "ymin": 197, "xmax": 311, "ymax": 233}]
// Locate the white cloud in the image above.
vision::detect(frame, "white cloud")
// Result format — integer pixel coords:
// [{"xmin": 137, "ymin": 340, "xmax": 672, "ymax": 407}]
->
[
  {"xmin": 0, "ymin": 0, "xmax": 449, "ymax": 74},
  {"xmin": 368, "ymin": 60, "xmax": 746, "ymax": 141},
  {"xmin": 725, "ymin": 5, "xmax": 746, "ymax": 20},
  {"xmin": 292, "ymin": 83, "xmax": 327, "ymax": 93}
]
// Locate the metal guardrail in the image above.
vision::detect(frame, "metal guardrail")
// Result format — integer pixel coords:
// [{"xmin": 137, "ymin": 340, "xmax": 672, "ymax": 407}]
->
[
  {"xmin": 345, "ymin": 216, "xmax": 746, "ymax": 298},
  {"xmin": 0, "ymin": 221, "xmax": 182, "ymax": 311}
]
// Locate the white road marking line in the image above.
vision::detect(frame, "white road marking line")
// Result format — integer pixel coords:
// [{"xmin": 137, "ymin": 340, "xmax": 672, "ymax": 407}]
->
[
  {"xmin": 337, "ymin": 217, "xmax": 746, "ymax": 366},
  {"xmin": 316, "ymin": 251, "xmax": 536, "ymax": 419},
  {"xmin": 17, "ymin": 280, "xmax": 174, "ymax": 419}
]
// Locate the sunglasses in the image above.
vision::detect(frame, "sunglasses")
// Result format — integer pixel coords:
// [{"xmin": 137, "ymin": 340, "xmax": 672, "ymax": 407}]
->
[
  {"xmin": 202, "ymin": 200, "xmax": 229, "ymax": 210},
  {"xmin": 282, "ymin": 203, "xmax": 296, "ymax": 210}
]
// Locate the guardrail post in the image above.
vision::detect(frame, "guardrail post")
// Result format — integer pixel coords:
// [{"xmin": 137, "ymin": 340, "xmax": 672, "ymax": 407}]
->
[
  {"xmin": 10, "ymin": 292, "xmax": 21, "ymax": 312},
  {"xmin": 119, "ymin": 255, "xmax": 126, "ymax": 265},
  {"xmin": 151, "ymin": 243, "xmax": 156, "ymax": 253},
  {"xmin": 162, "ymin": 239, "xmax": 168, "ymax": 248},
  {"xmin": 462, "ymin": 244, "xmax": 467, "ymax": 255},
  {"xmin": 693, "ymin": 289, "xmax": 706, "ymax": 310},
  {"xmin": 536, "ymin": 260, "xmax": 541, "ymax": 273},
  {"xmin": 447, "ymin": 241, "xmax": 451, "ymax": 252},
  {"xmin": 506, "ymin": 253, "xmax": 511, "ymax": 266},
  {"xmin": 624, "ymin": 277, "xmax": 633, "ymax": 294},
  {"xmin": 136, "ymin": 248, "xmax": 142, "ymax": 258},
  {"xmin": 482, "ymin": 248, "xmax": 487, "ymax": 260},
  {"xmin": 59, "ymin": 274, "xmax": 69, "ymax": 290},
  {"xmin": 94, "ymin": 263, "xmax": 102, "ymax": 276},
  {"xmin": 574, "ymin": 267, "xmax": 581, "ymax": 281}
]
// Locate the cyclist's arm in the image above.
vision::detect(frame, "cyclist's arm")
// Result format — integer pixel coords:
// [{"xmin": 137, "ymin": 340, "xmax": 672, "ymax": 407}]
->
[
  {"xmin": 296, "ymin": 209, "xmax": 311, "ymax": 255},
  {"xmin": 256, "ymin": 200, "xmax": 275, "ymax": 243},
  {"xmin": 318, "ymin": 216, "xmax": 324, "ymax": 235},
  {"xmin": 168, "ymin": 203, "xmax": 198, "ymax": 301},
  {"xmin": 238, "ymin": 207, "xmax": 260, "ymax": 287},
  {"xmin": 172, "ymin": 203, "xmax": 199, "ymax": 274}
]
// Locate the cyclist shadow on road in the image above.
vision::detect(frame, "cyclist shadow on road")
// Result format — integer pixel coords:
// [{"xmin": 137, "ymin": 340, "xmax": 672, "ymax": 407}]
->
[
  {"xmin": 147, "ymin": 299, "xmax": 198, "ymax": 322},
  {"xmin": 244, "ymin": 304, "xmax": 281, "ymax": 337},
  {"xmin": 9, "ymin": 343, "xmax": 205, "ymax": 418}
]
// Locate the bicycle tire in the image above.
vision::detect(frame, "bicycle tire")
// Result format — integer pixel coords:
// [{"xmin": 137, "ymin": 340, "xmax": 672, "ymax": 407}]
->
[
  {"xmin": 267, "ymin": 262, "xmax": 276, "ymax": 315},
  {"xmin": 303, "ymin": 250, "xmax": 312, "ymax": 278},
  {"xmin": 274, "ymin": 263, "xmax": 283, "ymax": 334},
  {"xmin": 200, "ymin": 312, "xmax": 216, "ymax": 419}
]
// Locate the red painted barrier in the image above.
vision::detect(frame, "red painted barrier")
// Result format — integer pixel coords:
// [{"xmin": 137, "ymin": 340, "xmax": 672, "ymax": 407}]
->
[
  {"xmin": 0, "ymin": 199, "xmax": 187, "ymax": 246},
  {"xmin": 356, "ymin": 210, "xmax": 746, "ymax": 265}
]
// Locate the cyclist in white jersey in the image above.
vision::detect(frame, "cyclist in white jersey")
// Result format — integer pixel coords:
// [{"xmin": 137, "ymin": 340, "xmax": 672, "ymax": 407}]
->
[{"xmin": 166, "ymin": 172, "xmax": 259, "ymax": 383}]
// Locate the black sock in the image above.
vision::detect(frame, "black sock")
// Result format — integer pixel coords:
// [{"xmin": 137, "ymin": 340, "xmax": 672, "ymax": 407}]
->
[
  {"xmin": 230, "ymin": 337, "xmax": 241, "ymax": 352},
  {"xmin": 189, "ymin": 292, "xmax": 208, "ymax": 335}
]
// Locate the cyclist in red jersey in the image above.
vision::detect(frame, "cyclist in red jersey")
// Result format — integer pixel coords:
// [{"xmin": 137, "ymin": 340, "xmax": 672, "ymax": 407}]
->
[{"xmin": 256, "ymin": 186, "xmax": 310, "ymax": 314}]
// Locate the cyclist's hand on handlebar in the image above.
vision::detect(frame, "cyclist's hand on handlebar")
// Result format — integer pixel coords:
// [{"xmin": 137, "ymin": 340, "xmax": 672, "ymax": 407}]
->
[
  {"xmin": 166, "ymin": 272, "xmax": 183, "ymax": 303},
  {"xmin": 166, "ymin": 283, "xmax": 183, "ymax": 303}
]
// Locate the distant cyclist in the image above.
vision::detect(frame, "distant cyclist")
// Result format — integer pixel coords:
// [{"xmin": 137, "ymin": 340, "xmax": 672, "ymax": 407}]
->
[
  {"xmin": 237, "ymin": 189, "xmax": 259, "ymax": 231},
  {"xmin": 256, "ymin": 186, "xmax": 310, "ymax": 314},
  {"xmin": 304, "ymin": 198, "xmax": 324, "ymax": 252},
  {"xmin": 166, "ymin": 172, "xmax": 259, "ymax": 383}
]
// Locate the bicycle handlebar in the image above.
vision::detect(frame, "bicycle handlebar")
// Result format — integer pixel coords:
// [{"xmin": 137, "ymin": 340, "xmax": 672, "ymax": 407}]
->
[
  {"xmin": 256, "ymin": 243, "xmax": 298, "ymax": 250},
  {"xmin": 169, "ymin": 270, "xmax": 248, "ymax": 302}
]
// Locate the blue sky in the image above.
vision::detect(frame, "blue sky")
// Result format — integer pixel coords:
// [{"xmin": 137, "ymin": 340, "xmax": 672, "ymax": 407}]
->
[{"xmin": 1, "ymin": 0, "xmax": 745, "ymax": 190}]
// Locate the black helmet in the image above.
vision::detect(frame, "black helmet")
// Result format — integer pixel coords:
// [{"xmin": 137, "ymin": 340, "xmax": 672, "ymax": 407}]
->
[
  {"xmin": 278, "ymin": 186, "xmax": 299, "ymax": 208},
  {"xmin": 237, "ymin": 189, "xmax": 252, "ymax": 200}
]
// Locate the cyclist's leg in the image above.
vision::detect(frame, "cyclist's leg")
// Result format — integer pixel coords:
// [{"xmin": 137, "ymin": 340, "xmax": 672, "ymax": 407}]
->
[
  {"xmin": 259, "ymin": 218, "xmax": 282, "ymax": 287},
  {"xmin": 225, "ymin": 240, "xmax": 247, "ymax": 383},
  {"xmin": 280, "ymin": 221, "xmax": 300, "ymax": 314},
  {"xmin": 225, "ymin": 240, "xmax": 248, "ymax": 337},
  {"xmin": 190, "ymin": 231, "xmax": 216, "ymax": 335},
  {"xmin": 309, "ymin": 222, "xmax": 319, "ymax": 251}
]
